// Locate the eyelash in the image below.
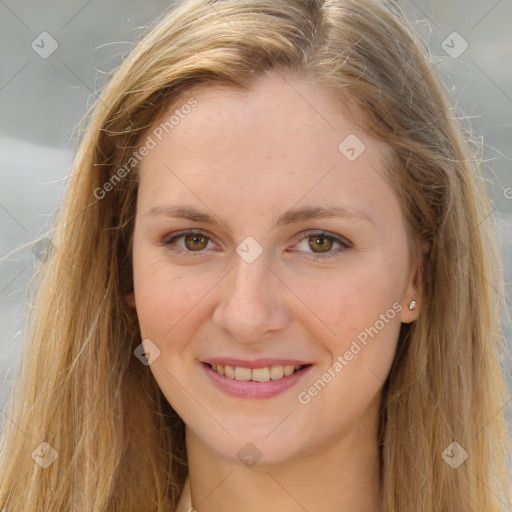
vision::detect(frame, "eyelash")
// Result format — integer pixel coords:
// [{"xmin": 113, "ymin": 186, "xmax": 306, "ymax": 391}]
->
[{"xmin": 160, "ymin": 229, "xmax": 352, "ymax": 260}]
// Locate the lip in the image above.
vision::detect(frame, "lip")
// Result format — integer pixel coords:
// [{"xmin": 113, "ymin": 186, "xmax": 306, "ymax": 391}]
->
[
  {"xmin": 202, "ymin": 361, "xmax": 313, "ymax": 399},
  {"xmin": 204, "ymin": 358, "xmax": 311, "ymax": 369}
]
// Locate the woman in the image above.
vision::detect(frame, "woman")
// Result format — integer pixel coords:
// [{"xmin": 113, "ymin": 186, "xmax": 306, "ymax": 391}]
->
[{"xmin": 1, "ymin": 0, "xmax": 510, "ymax": 510}]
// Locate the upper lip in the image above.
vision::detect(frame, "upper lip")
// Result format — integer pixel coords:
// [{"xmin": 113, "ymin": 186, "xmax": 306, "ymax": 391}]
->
[{"xmin": 203, "ymin": 358, "xmax": 312, "ymax": 369}]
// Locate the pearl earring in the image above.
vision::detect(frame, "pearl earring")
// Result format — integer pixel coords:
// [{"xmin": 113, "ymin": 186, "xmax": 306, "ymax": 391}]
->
[{"xmin": 408, "ymin": 300, "xmax": 416, "ymax": 311}]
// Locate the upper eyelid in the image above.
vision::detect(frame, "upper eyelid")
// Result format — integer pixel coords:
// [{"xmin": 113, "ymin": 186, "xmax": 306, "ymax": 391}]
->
[
  {"xmin": 301, "ymin": 229, "xmax": 352, "ymax": 247},
  {"xmin": 163, "ymin": 229, "xmax": 219, "ymax": 246}
]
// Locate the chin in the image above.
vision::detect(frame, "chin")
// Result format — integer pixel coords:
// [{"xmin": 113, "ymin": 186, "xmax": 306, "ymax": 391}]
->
[{"xmin": 196, "ymin": 420, "xmax": 312, "ymax": 467}]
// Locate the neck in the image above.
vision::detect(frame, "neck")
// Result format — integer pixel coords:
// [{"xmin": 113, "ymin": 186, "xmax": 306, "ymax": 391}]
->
[{"xmin": 185, "ymin": 399, "xmax": 383, "ymax": 512}]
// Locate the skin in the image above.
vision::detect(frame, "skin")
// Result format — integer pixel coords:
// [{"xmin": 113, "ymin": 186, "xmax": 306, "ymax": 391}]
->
[{"xmin": 129, "ymin": 73, "xmax": 424, "ymax": 512}]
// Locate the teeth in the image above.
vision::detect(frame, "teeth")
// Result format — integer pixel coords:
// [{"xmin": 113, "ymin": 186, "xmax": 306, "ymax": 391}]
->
[
  {"xmin": 283, "ymin": 365, "xmax": 295, "ymax": 376},
  {"xmin": 252, "ymin": 367, "xmax": 270, "ymax": 382},
  {"xmin": 234, "ymin": 366, "xmax": 252, "ymax": 381},
  {"xmin": 269, "ymin": 366, "xmax": 284, "ymax": 379},
  {"xmin": 210, "ymin": 364, "xmax": 305, "ymax": 382}
]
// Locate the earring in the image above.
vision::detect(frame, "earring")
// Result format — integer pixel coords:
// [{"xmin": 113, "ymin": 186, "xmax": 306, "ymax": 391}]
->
[{"xmin": 408, "ymin": 300, "xmax": 416, "ymax": 311}]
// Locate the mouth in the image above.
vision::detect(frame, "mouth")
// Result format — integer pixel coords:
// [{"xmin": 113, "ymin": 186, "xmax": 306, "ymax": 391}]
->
[
  {"xmin": 205, "ymin": 362, "xmax": 310, "ymax": 382},
  {"xmin": 201, "ymin": 360, "xmax": 313, "ymax": 398}
]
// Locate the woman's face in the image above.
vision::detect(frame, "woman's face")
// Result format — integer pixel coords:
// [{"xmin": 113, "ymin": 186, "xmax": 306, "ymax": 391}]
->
[{"xmin": 131, "ymin": 74, "xmax": 422, "ymax": 465}]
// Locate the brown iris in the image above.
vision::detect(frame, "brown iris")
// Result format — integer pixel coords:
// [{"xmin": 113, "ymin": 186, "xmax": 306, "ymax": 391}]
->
[
  {"xmin": 308, "ymin": 234, "xmax": 333, "ymax": 253},
  {"xmin": 184, "ymin": 233, "xmax": 209, "ymax": 251}
]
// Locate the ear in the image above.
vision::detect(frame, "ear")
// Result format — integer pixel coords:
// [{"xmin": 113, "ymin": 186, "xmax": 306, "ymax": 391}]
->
[
  {"xmin": 126, "ymin": 291, "xmax": 136, "ymax": 309},
  {"xmin": 400, "ymin": 241, "xmax": 429, "ymax": 324}
]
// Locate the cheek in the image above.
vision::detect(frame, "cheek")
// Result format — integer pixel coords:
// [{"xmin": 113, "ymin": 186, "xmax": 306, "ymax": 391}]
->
[
  {"xmin": 291, "ymin": 264, "xmax": 396, "ymax": 345},
  {"xmin": 290, "ymin": 262, "xmax": 404, "ymax": 403},
  {"xmin": 133, "ymin": 257, "xmax": 207, "ymax": 342}
]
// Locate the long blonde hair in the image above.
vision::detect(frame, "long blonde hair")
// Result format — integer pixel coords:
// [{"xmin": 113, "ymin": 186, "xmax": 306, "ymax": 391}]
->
[{"xmin": 1, "ymin": 0, "xmax": 510, "ymax": 510}]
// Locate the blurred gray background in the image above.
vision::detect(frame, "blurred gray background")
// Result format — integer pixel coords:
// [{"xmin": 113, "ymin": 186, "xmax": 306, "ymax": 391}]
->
[{"xmin": 1, "ymin": 0, "xmax": 511, "ymax": 443}]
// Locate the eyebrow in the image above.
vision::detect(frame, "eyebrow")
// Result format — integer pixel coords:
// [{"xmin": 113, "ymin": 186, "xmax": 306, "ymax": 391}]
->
[{"xmin": 145, "ymin": 204, "xmax": 373, "ymax": 225}]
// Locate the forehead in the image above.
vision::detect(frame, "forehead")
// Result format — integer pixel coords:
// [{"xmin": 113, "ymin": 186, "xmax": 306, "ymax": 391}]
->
[{"xmin": 136, "ymin": 75, "xmax": 400, "ymax": 227}]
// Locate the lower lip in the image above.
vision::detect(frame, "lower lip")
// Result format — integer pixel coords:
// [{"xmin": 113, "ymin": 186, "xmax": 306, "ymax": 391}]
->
[{"xmin": 203, "ymin": 363, "xmax": 313, "ymax": 398}]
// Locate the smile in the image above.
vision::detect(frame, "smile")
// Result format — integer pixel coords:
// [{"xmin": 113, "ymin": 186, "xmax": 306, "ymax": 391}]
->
[
  {"xmin": 202, "ymin": 360, "xmax": 313, "ymax": 398},
  {"xmin": 207, "ymin": 363, "xmax": 307, "ymax": 382}
]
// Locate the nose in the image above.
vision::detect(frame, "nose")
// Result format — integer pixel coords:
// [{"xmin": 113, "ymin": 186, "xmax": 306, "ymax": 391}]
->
[{"xmin": 212, "ymin": 251, "xmax": 290, "ymax": 343}]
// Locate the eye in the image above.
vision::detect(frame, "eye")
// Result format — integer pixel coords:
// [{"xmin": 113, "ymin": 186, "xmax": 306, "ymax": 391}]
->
[
  {"xmin": 162, "ymin": 229, "xmax": 216, "ymax": 254},
  {"xmin": 161, "ymin": 229, "xmax": 352, "ymax": 259},
  {"xmin": 291, "ymin": 230, "xmax": 352, "ymax": 259}
]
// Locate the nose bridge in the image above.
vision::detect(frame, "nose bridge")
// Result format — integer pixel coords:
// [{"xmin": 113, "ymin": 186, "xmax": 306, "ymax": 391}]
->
[
  {"xmin": 212, "ymin": 248, "xmax": 288, "ymax": 342},
  {"xmin": 228, "ymin": 250, "xmax": 274, "ymax": 314}
]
